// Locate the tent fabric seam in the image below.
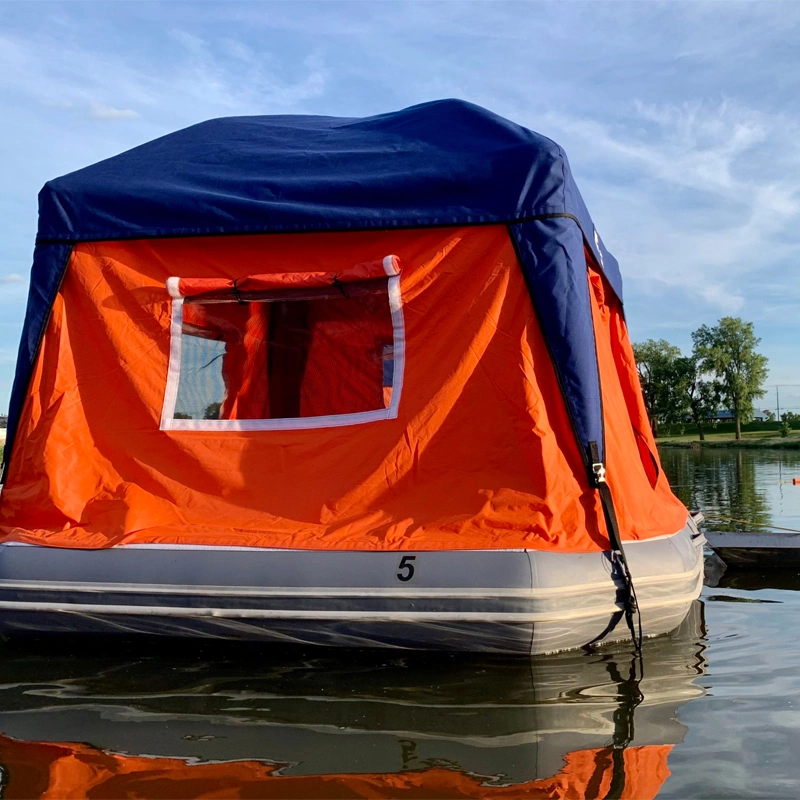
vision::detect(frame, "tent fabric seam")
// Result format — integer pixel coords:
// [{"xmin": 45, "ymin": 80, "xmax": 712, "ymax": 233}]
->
[{"xmin": 33, "ymin": 212, "xmax": 583, "ymax": 246}]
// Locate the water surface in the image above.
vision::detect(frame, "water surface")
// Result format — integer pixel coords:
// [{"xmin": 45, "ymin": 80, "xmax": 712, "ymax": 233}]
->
[
  {"xmin": 660, "ymin": 447, "xmax": 800, "ymax": 533},
  {"xmin": 0, "ymin": 450, "xmax": 797, "ymax": 798}
]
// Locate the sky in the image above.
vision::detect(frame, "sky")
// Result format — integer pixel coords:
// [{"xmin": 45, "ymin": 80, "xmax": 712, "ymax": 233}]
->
[{"xmin": 1, "ymin": 0, "xmax": 799, "ymax": 414}]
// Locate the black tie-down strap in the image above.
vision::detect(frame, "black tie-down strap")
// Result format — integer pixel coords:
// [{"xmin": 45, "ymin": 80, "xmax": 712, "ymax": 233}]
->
[
  {"xmin": 585, "ymin": 653, "xmax": 645, "ymax": 800},
  {"xmin": 589, "ymin": 442, "xmax": 643, "ymax": 654}
]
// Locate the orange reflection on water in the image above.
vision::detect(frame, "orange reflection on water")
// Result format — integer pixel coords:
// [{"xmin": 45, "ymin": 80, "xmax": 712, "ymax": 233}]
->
[{"xmin": 0, "ymin": 735, "xmax": 672, "ymax": 800}]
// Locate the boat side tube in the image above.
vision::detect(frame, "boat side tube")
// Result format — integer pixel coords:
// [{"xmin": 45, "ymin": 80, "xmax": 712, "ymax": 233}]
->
[{"xmin": 0, "ymin": 520, "xmax": 704, "ymax": 654}]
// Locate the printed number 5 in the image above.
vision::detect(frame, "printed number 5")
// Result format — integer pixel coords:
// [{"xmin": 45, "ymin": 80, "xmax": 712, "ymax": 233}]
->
[{"xmin": 397, "ymin": 555, "xmax": 416, "ymax": 582}]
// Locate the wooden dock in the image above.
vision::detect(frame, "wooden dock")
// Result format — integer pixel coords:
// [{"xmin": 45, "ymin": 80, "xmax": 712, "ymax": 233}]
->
[{"xmin": 704, "ymin": 530, "xmax": 800, "ymax": 569}]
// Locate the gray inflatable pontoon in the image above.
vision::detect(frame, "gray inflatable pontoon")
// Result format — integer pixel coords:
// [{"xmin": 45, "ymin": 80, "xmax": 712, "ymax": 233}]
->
[{"xmin": 0, "ymin": 517, "xmax": 704, "ymax": 654}]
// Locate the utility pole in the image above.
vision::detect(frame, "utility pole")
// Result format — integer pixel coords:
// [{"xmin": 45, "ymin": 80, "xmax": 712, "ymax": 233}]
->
[{"xmin": 777, "ymin": 386, "xmax": 781, "ymax": 421}]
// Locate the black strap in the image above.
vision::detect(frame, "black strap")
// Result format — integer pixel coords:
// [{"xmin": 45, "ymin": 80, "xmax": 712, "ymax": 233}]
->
[
  {"xmin": 602, "ymin": 652, "xmax": 646, "ymax": 800},
  {"xmin": 597, "ymin": 481, "xmax": 643, "ymax": 653},
  {"xmin": 589, "ymin": 442, "xmax": 643, "ymax": 654},
  {"xmin": 332, "ymin": 274, "xmax": 349, "ymax": 298},
  {"xmin": 232, "ymin": 277, "xmax": 245, "ymax": 304}
]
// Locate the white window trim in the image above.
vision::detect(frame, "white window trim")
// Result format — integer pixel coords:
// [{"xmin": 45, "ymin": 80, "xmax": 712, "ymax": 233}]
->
[{"xmin": 159, "ymin": 263, "xmax": 405, "ymax": 432}]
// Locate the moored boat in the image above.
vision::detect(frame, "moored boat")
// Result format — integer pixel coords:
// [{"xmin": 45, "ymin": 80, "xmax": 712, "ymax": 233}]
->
[
  {"xmin": 705, "ymin": 530, "xmax": 800, "ymax": 569},
  {"xmin": 0, "ymin": 100, "xmax": 702, "ymax": 653}
]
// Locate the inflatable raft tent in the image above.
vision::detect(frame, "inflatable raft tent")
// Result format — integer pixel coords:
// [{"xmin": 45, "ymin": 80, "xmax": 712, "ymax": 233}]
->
[{"xmin": 0, "ymin": 100, "xmax": 703, "ymax": 653}]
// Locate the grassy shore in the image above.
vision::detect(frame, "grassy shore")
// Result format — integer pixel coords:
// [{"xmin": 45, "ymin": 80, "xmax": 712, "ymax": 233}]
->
[{"xmin": 657, "ymin": 430, "xmax": 800, "ymax": 449}]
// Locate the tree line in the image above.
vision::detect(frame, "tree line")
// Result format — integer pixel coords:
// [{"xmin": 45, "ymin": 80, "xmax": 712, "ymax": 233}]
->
[{"xmin": 633, "ymin": 316, "xmax": 768, "ymax": 441}]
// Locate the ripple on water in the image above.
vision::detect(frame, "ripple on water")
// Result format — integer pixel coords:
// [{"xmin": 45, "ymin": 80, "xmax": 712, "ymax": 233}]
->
[{"xmin": 657, "ymin": 582, "xmax": 800, "ymax": 798}]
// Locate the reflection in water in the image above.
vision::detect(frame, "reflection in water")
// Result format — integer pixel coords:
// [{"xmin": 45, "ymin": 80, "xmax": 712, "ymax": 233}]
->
[
  {"xmin": 717, "ymin": 569, "xmax": 800, "ymax": 592},
  {"xmin": 658, "ymin": 449, "xmax": 800, "ymax": 532},
  {"xmin": 0, "ymin": 604, "xmax": 706, "ymax": 799}
]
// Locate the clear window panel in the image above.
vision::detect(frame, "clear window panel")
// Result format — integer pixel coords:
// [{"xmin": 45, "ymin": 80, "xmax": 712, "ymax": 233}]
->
[{"xmin": 173, "ymin": 287, "xmax": 395, "ymax": 421}]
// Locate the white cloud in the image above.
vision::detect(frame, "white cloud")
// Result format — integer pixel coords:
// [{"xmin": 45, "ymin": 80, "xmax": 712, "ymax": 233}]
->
[
  {"xmin": 0, "ymin": 274, "xmax": 24, "ymax": 285},
  {"xmin": 541, "ymin": 99, "xmax": 800, "ymax": 316},
  {"xmin": 546, "ymin": 100, "xmax": 786, "ymax": 198},
  {"xmin": 0, "ymin": 27, "xmax": 328, "ymax": 128},
  {"xmin": 89, "ymin": 103, "xmax": 139, "ymax": 121},
  {"xmin": 0, "ymin": 0, "xmax": 799, "ymax": 387}
]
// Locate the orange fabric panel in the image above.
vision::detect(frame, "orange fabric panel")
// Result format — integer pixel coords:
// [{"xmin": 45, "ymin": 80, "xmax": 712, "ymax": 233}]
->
[
  {"xmin": 0, "ymin": 225, "xmax": 682, "ymax": 551},
  {"xmin": 0, "ymin": 735, "xmax": 672, "ymax": 799},
  {"xmin": 587, "ymin": 262, "xmax": 688, "ymax": 541},
  {"xmin": 301, "ymin": 292, "xmax": 393, "ymax": 417},
  {"xmin": 175, "ymin": 255, "xmax": 399, "ymax": 298},
  {"xmin": 0, "ymin": 226, "xmax": 603, "ymax": 551}
]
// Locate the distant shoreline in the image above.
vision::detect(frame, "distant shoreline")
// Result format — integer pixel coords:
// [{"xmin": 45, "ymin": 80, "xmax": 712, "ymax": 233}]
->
[{"xmin": 658, "ymin": 438, "xmax": 800, "ymax": 450}]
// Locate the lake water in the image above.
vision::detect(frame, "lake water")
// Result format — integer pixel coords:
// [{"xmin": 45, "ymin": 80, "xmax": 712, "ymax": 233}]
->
[
  {"xmin": 660, "ymin": 447, "xmax": 800, "ymax": 534},
  {"xmin": 0, "ymin": 449, "xmax": 797, "ymax": 798}
]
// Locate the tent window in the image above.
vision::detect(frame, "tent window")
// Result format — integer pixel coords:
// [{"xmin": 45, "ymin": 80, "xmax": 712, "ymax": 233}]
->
[{"xmin": 160, "ymin": 258, "xmax": 404, "ymax": 431}]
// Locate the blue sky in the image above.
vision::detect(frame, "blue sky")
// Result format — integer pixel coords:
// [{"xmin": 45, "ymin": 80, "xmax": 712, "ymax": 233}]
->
[{"xmin": 1, "ymin": 1, "xmax": 799, "ymax": 413}]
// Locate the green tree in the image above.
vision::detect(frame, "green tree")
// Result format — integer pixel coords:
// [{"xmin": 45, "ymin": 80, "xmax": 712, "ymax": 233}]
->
[
  {"xmin": 763, "ymin": 409, "xmax": 775, "ymax": 422},
  {"xmin": 204, "ymin": 402, "xmax": 222, "ymax": 420},
  {"xmin": 675, "ymin": 356, "xmax": 719, "ymax": 441},
  {"xmin": 633, "ymin": 339, "xmax": 687, "ymax": 437},
  {"xmin": 692, "ymin": 317, "xmax": 768, "ymax": 440}
]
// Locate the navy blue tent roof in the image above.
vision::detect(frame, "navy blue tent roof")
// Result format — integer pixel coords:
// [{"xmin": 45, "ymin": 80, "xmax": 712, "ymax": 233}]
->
[
  {"xmin": 4, "ymin": 99, "xmax": 622, "ymax": 479},
  {"xmin": 37, "ymin": 99, "xmax": 621, "ymax": 288}
]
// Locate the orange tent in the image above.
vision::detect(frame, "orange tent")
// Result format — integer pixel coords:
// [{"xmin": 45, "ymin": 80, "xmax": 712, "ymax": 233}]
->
[
  {"xmin": 0, "ymin": 226, "xmax": 686, "ymax": 552},
  {"xmin": 0, "ymin": 100, "xmax": 697, "ymax": 651}
]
